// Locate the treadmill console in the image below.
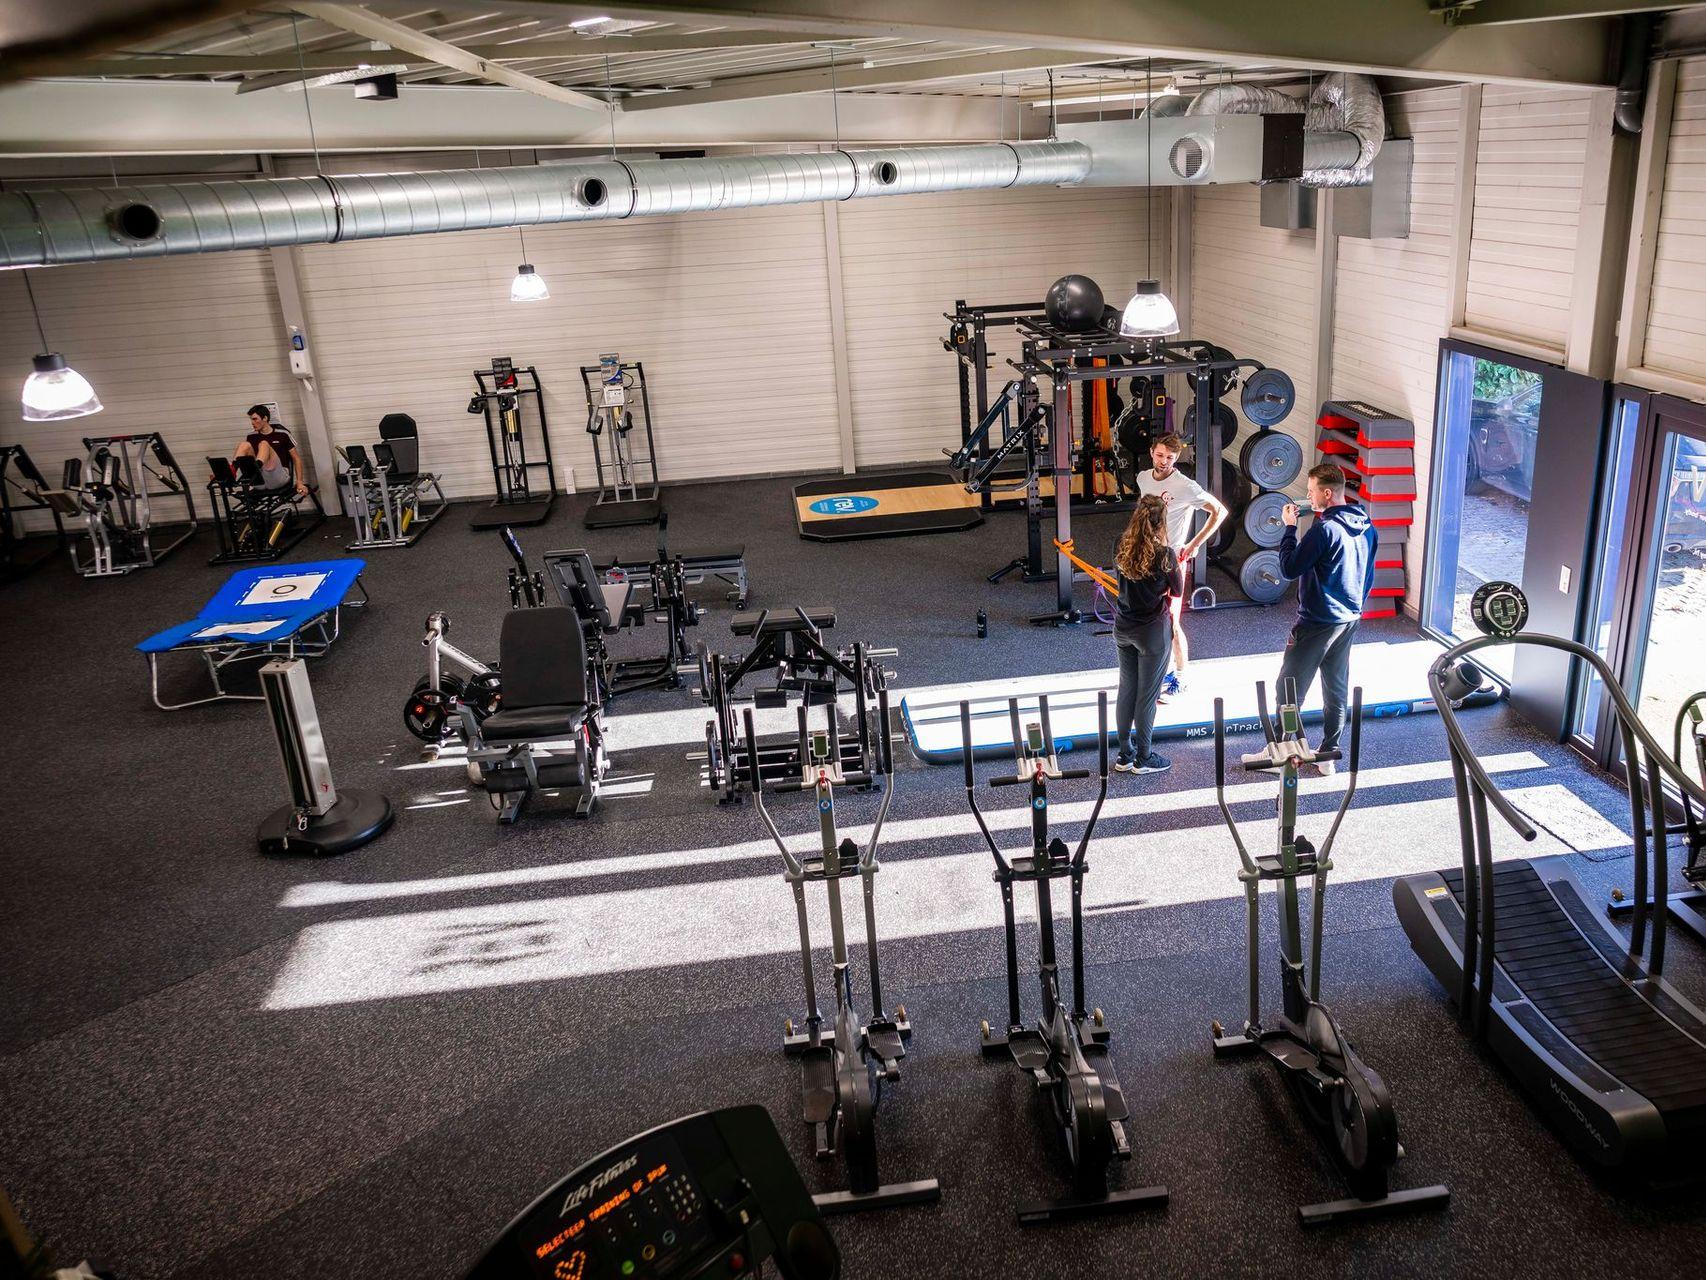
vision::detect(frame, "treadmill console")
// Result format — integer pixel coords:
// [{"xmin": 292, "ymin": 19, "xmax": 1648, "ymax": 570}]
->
[
  {"xmin": 1469, "ymin": 581, "xmax": 1528, "ymax": 638},
  {"xmin": 466, "ymin": 1107, "xmax": 837, "ymax": 1280},
  {"xmin": 1025, "ymin": 722, "xmax": 1045, "ymax": 756}
]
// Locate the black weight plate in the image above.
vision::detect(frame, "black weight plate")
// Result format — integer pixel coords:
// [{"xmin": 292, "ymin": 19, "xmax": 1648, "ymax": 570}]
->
[
  {"xmin": 404, "ymin": 688, "xmax": 452, "ymax": 741},
  {"xmin": 1221, "ymin": 461, "xmax": 1252, "ymax": 515},
  {"xmin": 1239, "ymin": 549, "xmax": 1292, "ymax": 605},
  {"xmin": 1240, "ymin": 429, "xmax": 1304, "ymax": 490},
  {"xmin": 1243, "ymin": 491, "xmax": 1292, "ymax": 548},
  {"xmin": 1241, "ymin": 366, "xmax": 1296, "ymax": 428},
  {"xmin": 465, "ymin": 671, "xmax": 503, "ymax": 719},
  {"xmin": 1185, "ymin": 344, "xmax": 1237, "ymax": 401},
  {"xmin": 1184, "ymin": 399, "xmax": 1238, "ymax": 450}
]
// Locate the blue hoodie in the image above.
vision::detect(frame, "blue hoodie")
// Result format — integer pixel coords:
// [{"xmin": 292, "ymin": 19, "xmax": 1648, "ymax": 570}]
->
[{"xmin": 1277, "ymin": 503, "xmax": 1377, "ymax": 625}]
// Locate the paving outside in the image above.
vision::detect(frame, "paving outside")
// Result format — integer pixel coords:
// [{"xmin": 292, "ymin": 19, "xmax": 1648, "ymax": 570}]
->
[{"xmin": 1451, "ymin": 482, "xmax": 1530, "ymax": 681}]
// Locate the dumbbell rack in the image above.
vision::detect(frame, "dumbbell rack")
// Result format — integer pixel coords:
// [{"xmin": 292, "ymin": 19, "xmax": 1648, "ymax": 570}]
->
[{"xmin": 1314, "ymin": 400, "xmax": 1415, "ymax": 619}]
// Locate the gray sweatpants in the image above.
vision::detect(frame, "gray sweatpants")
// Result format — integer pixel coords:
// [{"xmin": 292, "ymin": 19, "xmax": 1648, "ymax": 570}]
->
[{"xmin": 1275, "ymin": 619, "xmax": 1358, "ymax": 751}]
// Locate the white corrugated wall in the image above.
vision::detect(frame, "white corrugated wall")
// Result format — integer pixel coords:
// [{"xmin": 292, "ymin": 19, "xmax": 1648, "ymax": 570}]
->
[
  {"xmin": 0, "ymin": 252, "xmax": 298, "ymax": 530},
  {"xmin": 1188, "ymin": 181, "xmax": 1318, "ymax": 489},
  {"xmin": 1643, "ymin": 56, "xmax": 1706, "ymax": 383},
  {"xmin": 293, "ymin": 203, "xmax": 843, "ymax": 498},
  {"xmin": 837, "ymin": 185, "xmax": 1167, "ymax": 468},
  {"xmin": 1462, "ymin": 85, "xmax": 1593, "ymax": 353},
  {"xmin": 1332, "ymin": 87, "xmax": 1464, "ymax": 597}
]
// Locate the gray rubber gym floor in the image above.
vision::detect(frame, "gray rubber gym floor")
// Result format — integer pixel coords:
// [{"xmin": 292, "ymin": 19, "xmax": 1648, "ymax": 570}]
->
[{"xmin": 3, "ymin": 476, "xmax": 1704, "ymax": 1279}]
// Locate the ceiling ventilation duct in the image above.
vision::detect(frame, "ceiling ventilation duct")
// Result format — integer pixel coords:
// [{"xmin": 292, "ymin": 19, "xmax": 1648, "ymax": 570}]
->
[
  {"xmin": 0, "ymin": 141, "xmax": 1091, "ymax": 268},
  {"xmin": 1184, "ymin": 73, "xmax": 1385, "ymax": 187},
  {"xmin": 1058, "ymin": 113, "xmax": 1303, "ymax": 187}
]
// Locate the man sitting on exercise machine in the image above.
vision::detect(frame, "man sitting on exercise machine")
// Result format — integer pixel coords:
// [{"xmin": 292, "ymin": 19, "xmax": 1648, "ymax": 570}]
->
[
  {"xmin": 1134, "ymin": 433, "xmax": 1226, "ymax": 701},
  {"xmin": 225, "ymin": 404, "xmax": 308, "ymax": 498}
]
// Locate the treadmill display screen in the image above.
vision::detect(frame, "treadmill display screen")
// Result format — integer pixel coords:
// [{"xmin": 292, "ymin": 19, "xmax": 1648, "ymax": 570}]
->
[
  {"xmin": 1470, "ymin": 581, "xmax": 1528, "ymax": 638},
  {"xmin": 515, "ymin": 1132, "xmax": 713, "ymax": 1279},
  {"xmin": 1025, "ymin": 723, "xmax": 1045, "ymax": 754}
]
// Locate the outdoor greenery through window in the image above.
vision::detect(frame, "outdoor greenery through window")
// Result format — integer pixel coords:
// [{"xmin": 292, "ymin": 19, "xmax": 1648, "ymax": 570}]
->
[{"xmin": 1425, "ymin": 352, "xmax": 1543, "ymax": 679}]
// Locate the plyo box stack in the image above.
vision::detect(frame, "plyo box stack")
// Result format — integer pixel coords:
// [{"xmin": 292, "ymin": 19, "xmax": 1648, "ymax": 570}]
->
[{"xmin": 1315, "ymin": 399, "xmax": 1414, "ymax": 620}]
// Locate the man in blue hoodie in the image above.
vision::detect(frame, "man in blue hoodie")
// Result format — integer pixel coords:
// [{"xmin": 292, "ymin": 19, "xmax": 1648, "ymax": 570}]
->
[{"xmin": 1276, "ymin": 463, "xmax": 1378, "ymax": 774}]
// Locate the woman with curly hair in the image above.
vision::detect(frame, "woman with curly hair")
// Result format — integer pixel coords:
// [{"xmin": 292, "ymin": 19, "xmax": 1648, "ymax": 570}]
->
[{"xmin": 1111, "ymin": 493, "xmax": 1183, "ymax": 775}]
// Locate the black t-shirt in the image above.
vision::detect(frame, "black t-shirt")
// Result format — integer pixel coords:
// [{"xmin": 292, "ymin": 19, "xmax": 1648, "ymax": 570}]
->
[
  {"xmin": 1114, "ymin": 546, "xmax": 1183, "ymax": 633},
  {"xmin": 247, "ymin": 427, "xmax": 296, "ymax": 463}
]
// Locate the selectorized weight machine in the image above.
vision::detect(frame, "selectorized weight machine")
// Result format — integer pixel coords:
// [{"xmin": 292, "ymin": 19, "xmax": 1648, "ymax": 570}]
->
[
  {"xmin": 958, "ymin": 691, "xmax": 1168, "ymax": 1224},
  {"xmin": 1210, "ymin": 681, "xmax": 1449, "ymax": 1225},
  {"xmin": 581, "ymin": 353, "xmax": 663, "ymax": 528},
  {"xmin": 0, "ymin": 444, "xmax": 66, "ymax": 584},
  {"xmin": 51, "ymin": 433, "xmax": 198, "ymax": 577},
  {"xmin": 335, "ymin": 414, "xmax": 447, "ymax": 550},
  {"xmin": 744, "ymin": 697, "xmax": 940, "ymax": 1215},
  {"xmin": 468, "ymin": 357, "xmax": 557, "ymax": 529}
]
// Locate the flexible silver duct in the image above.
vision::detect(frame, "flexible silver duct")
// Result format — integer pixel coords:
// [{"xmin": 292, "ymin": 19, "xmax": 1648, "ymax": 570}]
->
[
  {"xmin": 1184, "ymin": 72, "xmax": 1384, "ymax": 187},
  {"xmin": 0, "ymin": 140, "xmax": 1091, "ymax": 268}
]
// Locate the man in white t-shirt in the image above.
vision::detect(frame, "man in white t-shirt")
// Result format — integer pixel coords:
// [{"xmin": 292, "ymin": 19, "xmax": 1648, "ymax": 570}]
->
[{"xmin": 1133, "ymin": 433, "xmax": 1228, "ymax": 700}]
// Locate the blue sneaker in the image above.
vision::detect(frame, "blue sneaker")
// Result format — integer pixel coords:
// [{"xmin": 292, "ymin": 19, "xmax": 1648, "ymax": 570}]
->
[
  {"xmin": 1113, "ymin": 755, "xmax": 1138, "ymax": 774},
  {"xmin": 1134, "ymin": 752, "xmax": 1172, "ymax": 775}
]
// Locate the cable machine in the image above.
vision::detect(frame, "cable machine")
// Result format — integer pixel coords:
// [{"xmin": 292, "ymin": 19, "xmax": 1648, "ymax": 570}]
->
[
  {"xmin": 580, "ymin": 353, "xmax": 663, "ymax": 528},
  {"xmin": 467, "ymin": 357, "xmax": 556, "ymax": 529}
]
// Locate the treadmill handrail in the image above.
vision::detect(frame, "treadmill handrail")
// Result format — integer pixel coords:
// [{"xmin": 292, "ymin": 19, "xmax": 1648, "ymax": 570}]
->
[{"xmin": 1430, "ymin": 633, "xmax": 1706, "ymax": 838}]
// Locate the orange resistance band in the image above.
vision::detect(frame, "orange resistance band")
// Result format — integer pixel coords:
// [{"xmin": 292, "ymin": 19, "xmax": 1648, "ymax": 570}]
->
[{"xmin": 1053, "ymin": 538, "xmax": 1118, "ymax": 594}]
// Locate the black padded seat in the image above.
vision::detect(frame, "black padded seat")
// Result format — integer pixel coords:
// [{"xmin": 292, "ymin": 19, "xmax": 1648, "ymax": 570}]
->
[
  {"xmin": 732, "ymin": 608, "xmax": 835, "ymax": 637},
  {"xmin": 499, "ymin": 606, "xmax": 590, "ymax": 710},
  {"xmin": 479, "ymin": 704, "xmax": 586, "ymax": 742},
  {"xmin": 377, "ymin": 413, "xmax": 423, "ymax": 484}
]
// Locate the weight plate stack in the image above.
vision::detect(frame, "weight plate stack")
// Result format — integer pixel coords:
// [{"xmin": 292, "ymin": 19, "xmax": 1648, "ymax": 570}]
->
[
  {"xmin": 1239, "ymin": 429, "xmax": 1304, "ymax": 491},
  {"xmin": 1238, "ymin": 549, "xmax": 1293, "ymax": 605},
  {"xmin": 1243, "ymin": 491, "xmax": 1291, "ymax": 549}
]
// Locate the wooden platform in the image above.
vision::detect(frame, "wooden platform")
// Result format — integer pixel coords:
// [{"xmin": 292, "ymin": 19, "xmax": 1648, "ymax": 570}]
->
[{"xmin": 793, "ymin": 470, "xmax": 983, "ymax": 541}]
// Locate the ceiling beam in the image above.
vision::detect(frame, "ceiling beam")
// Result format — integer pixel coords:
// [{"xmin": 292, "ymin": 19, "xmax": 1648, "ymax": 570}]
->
[
  {"xmin": 290, "ymin": 4, "xmax": 607, "ymax": 110},
  {"xmin": 497, "ymin": 0, "xmax": 1621, "ymax": 86},
  {"xmin": 34, "ymin": 30, "xmax": 862, "ymax": 79},
  {"xmin": 1433, "ymin": 1, "xmax": 1676, "ymax": 25},
  {"xmin": 623, "ymin": 47, "xmax": 1104, "ymax": 111},
  {"xmin": 0, "ymin": 76, "xmax": 1043, "ymax": 155}
]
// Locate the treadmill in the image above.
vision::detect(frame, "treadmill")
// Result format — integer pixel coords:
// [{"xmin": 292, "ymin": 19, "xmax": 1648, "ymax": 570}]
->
[{"xmin": 1393, "ymin": 581, "xmax": 1706, "ymax": 1175}]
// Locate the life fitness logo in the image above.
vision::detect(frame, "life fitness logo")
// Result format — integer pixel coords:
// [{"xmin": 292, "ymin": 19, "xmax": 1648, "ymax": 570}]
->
[
  {"xmin": 810, "ymin": 495, "xmax": 879, "ymax": 516},
  {"xmin": 559, "ymin": 1152, "xmax": 639, "ymax": 1217}
]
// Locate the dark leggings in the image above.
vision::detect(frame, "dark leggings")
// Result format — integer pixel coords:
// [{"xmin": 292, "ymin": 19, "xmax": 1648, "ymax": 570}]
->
[{"xmin": 1114, "ymin": 613, "xmax": 1173, "ymax": 760}]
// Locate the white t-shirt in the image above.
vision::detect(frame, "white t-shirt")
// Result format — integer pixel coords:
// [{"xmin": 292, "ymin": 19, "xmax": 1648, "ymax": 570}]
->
[{"xmin": 1135, "ymin": 467, "xmax": 1211, "ymax": 549}]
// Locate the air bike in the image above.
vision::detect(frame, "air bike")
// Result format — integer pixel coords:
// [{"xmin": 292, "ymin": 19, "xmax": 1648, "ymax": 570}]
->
[
  {"xmin": 1210, "ymin": 679, "xmax": 1449, "ymax": 1225},
  {"xmin": 743, "ymin": 694, "xmax": 940, "ymax": 1215},
  {"xmin": 958, "ymin": 690, "xmax": 1168, "ymax": 1224}
]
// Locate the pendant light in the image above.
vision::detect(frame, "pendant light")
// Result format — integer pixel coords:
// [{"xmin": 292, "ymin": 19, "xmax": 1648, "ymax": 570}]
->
[
  {"xmin": 1120, "ymin": 58, "xmax": 1180, "ymax": 341},
  {"xmin": 19, "ymin": 271, "xmax": 103, "ymax": 421},
  {"xmin": 509, "ymin": 226, "xmax": 549, "ymax": 302}
]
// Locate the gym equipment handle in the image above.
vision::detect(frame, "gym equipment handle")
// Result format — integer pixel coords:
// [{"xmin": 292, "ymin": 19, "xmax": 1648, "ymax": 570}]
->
[{"xmin": 1057, "ymin": 768, "xmax": 1091, "ymax": 781}]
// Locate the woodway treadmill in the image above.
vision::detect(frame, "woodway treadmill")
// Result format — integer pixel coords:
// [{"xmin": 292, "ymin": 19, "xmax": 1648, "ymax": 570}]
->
[{"xmin": 1393, "ymin": 585, "xmax": 1706, "ymax": 1176}]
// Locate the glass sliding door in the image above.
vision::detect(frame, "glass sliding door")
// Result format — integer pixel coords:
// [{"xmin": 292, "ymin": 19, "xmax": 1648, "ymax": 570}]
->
[
  {"xmin": 1571, "ymin": 391, "xmax": 1706, "ymax": 774},
  {"xmin": 1572, "ymin": 394, "xmax": 1644, "ymax": 751},
  {"xmin": 1627, "ymin": 425, "xmax": 1706, "ymax": 747},
  {"xmin": 1423, "ymin": 346, "xmax": 1546, "ymax": 680}
]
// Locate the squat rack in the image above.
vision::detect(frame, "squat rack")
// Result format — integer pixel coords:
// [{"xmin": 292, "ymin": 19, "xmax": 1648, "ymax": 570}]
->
[{"xmin": 1007, "ymin": 315, "xmax": 1267, "ymax": 626}]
